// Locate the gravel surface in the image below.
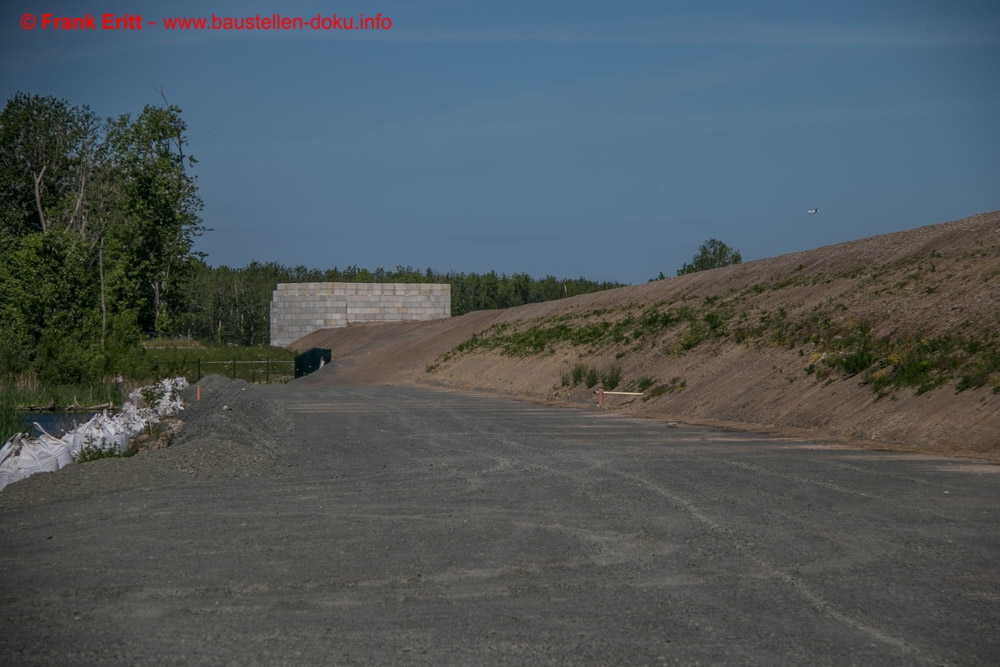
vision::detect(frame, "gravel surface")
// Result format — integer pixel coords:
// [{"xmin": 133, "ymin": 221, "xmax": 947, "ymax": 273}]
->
[
  {"xmin": 0, "ymin": 376, "xmax": 291, "ymax": 511},
  {"xmin": 1, "ymin": 383, "xmax": 997, "ymax": 665}
]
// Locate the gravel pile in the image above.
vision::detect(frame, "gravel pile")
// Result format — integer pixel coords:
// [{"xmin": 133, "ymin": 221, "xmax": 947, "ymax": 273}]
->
[
  {"xmin": 176, "ymin": 374, "xmax": 290, "ymax": 455},
  {"xmin": 0, "ymin": 375, "xmax": 293, "ymax": 510}
]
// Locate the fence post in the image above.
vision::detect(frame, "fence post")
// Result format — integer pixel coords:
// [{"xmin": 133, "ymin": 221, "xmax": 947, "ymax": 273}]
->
[
  {"xmin": 266, "ymin": 357, "xmax": 269, "ymax": 384},
  {"xmin": 232, "ymin": 358, "xmax": 236, "ymax": 379},
  {"xmin": 197, "ymin": 359, "xmax": 201, "ymax": 381}
]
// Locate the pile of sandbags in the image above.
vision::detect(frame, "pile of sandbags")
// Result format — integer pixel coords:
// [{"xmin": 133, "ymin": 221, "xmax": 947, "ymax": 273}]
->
[{"xmin": 0, "ymin": 377, "xmax": 189, "ymax": 492}]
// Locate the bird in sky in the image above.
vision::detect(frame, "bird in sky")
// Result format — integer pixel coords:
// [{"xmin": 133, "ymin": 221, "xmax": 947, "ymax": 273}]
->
[{"xmin": 808, "ymin": 208, "xmax": 819, "ymax": 214}]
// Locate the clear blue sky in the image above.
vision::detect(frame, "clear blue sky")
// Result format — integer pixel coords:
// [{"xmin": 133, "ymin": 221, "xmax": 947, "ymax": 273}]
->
[{"xmin": 3, "ymin": 0, "xmax": 998, "ymax": 283}]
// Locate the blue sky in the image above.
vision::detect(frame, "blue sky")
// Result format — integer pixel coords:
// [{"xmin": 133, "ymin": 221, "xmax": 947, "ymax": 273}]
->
[{"xmin": 3, "ymin": 1, "xmax": 998, "ymax": 283}]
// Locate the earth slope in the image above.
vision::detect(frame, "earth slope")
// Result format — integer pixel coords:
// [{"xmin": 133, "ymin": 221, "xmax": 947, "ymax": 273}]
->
[{"xmin": 293, "ymin": 211, "xmax": 1000, "ymax": 461}]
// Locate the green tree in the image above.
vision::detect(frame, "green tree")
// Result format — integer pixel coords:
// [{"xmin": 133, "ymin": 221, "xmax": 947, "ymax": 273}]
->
[
  {"xmin": 0, "ymin": 228, "xmax": 99, "ymax": 375},
  {"xmin": 104, "ymin": 102, "xmax": 205, "ymax": 334},
  {"xmin": 677, "ymin": 238, "xmax": 742, "ymax": 275},
  {"xmin": 0, "ymin": 92, "xmax": 101, "ymax": 241},
  {"xmin": 0, "ymin": 91, "xmax": 205, "ymax": 379}
]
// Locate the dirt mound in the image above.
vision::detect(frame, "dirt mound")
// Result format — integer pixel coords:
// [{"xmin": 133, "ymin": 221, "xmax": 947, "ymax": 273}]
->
[
  {"xmin": 176, "ymin": 374, "xmax": 291, "ymax": 455},
  {"xmin": 0, "ymin": 376, "xmax": 292, "ymax": 509},
  {"xmin": 292, "ymin": 311, "xmax": 507, "ymax": 384},
  {"xmin": 292, "ymin": 211, "xmax": 1000, "ymax": 462}
]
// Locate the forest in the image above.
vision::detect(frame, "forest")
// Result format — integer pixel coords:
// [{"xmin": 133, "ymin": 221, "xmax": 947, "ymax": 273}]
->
[
  {"xmin": 180, "ymin": 261, "xmax": 624, "ymax": 348},
  {"xmin": 0, "ymin": 93, "xmax": 623, "ymax": 382}
]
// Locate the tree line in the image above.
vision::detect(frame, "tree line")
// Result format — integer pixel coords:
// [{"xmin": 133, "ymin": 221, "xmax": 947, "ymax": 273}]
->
[
  {"xmin": 0, "ymin": 92, "xmax": 623, "ymax": 381},
  {"xmin": 178, "ymin": 261, "xmax": 624, "ymax": 347}
]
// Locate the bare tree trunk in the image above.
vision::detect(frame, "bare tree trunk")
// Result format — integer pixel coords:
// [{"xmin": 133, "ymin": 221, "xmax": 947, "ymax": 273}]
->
[
  {"xmin": 33, "ymin": 166, "xmax": 47, "ymax": 233},
  {"xmin": 99, "ymin": 238, "xmax": 107, "ymax": 350},
  {"xmin": 70, "ymin": 169, "xmax": 87, "ymax": 237},
  {"xmin": 150, "ymin": 261, "xmax": 174, "ymax": 336},
  {"xmin": 151, "ymin": 281, "xmax": 161, "ymax": 334}
]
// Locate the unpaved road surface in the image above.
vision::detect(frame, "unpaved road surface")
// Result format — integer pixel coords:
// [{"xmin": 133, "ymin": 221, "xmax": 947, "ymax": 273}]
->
[
  {"xmin": 2, "ymin": 384, "xmax": 998, "ymax": 665},
  {"xmin": 294, "ymin": 211, "xmax": 1000, "ymax": 459}
]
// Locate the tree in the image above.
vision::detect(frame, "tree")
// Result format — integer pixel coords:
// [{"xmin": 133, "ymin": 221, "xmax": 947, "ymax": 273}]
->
[
  {"xmin": 0, "ymin": 92, "xmax": 101, "ymax": 241},
  {"xmin": 104, "ymin": 102, "xmax": 205, "ymax": 334},
  {"xmin": 0, "ymin": 90, "xmax": 205, "ymax": 378},
  {"xmin": 677, "ymin": 238, "xmax": 742, "ymax": 276}
]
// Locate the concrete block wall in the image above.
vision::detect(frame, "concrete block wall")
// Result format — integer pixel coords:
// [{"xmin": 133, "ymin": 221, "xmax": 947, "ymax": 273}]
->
[{"xmin": 270, "ymin": 282, "xmax": 451, "ymax": 347}]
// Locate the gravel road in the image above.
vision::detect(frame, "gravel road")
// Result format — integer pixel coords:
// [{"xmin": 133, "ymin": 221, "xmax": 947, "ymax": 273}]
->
[{"xmin": 1, "ymin": 379, "xmax": 998, "ymax": 665}]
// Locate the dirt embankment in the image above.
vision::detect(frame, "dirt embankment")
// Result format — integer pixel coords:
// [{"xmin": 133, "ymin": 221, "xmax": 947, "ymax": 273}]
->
[{"xmin": 293, "ymin": 211, "xmax": 1000, "ymax": 461}]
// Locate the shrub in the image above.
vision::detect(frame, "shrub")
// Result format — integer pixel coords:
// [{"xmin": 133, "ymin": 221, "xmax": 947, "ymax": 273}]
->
[
  {"xmin": 75, "ymin": 441, "xmax": 124, "ymax": 463},
  {"xmin": 73, "ymin": 433, "xmax": 137, "ymax": 462},
  {"xmin": 955, "ymin": 351, "xmax": 1000, "ymax": 393},
  {"xmin": 680, "ymin": 321, "xmax": 709, "ymax": 350},
  {"xmin": 601, "ymin": 365, "xmax": 622, "ymax": 390},
  {"xmin": 636, "ymin": 376, "xmax": 657, "ymax": 392},
  {"xmin": 33, "ymin": 334, "xmax": 96, "ymax": 385},
  {"xmin": 827, "ymin": 350, "xmax": 875, "ymax": 376},
  {"xmin": 643, "ymin": 377, "xmax": 686, "ymax": 401}
]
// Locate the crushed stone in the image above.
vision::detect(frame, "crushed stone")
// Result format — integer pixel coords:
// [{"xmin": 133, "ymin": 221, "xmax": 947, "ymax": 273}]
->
[{"xmin": 0, "ymin": 375, "xmax": 293, "ymax": 510}]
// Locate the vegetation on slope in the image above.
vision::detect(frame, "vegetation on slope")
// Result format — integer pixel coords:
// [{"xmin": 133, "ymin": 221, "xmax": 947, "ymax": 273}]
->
[{"xmin": 435, "ymin": 248, "xmax": 1000, "ymax": 398}]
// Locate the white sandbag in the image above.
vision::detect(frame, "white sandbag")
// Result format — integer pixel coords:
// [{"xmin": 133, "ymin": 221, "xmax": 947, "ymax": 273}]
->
[
  {"xmin": 31, "ymin": 427, "xmax": 76, "ymax": 470},
  {"xmin": 0, "ymin": 376, "xmax": 189, "ymax": 492},
  {"xmin": 62, "ymin": 423, "xmax": 89, "ymax": 457},
  {"xmin": 0, "ymin": 433, "xmax": 74, "ymax": 490},
  {"xmin": 0, "ymin": 437, "xmax": 24, "ymax": 490}
]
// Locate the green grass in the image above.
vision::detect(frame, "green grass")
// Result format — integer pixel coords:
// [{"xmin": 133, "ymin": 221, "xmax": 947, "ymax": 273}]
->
[
  {"xmin": 858, "ymin": 334, "xmax": 997, "ymax": 395},
  {"xmin": 0, "ymin": 374, "xmax": 124, "ymax": 411},
  {"xmin": 955, "ymin": 349, "xmax": 1000, "ymax": 393},
  {"xmin": 455, "ymin": 303, "xmax": 735, "ymax": 359},
  {"xmin": 3, "ymin": 344, "xmax": 297, "ymax": 407},
  {"xmin": 0, "ymin": 394, "xmax": 26, "ymax": 443}
]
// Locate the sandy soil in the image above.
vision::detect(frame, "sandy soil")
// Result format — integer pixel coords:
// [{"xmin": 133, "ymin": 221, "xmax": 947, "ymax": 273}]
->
[{"xmin": 292, "ymin": 211, "xmax": 1000, "ymax": 462}]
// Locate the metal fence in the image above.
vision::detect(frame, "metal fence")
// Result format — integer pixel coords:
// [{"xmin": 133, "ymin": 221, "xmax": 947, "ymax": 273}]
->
[{"xmin": 177, "ymin": 359, "xmax": 295, "ymax": 384}]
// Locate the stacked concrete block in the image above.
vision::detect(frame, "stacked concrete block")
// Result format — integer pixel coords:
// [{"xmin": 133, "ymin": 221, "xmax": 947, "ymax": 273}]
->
[{"xmin": 270, "ymin": 282, "xmax": 451, "ymax": 347}]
